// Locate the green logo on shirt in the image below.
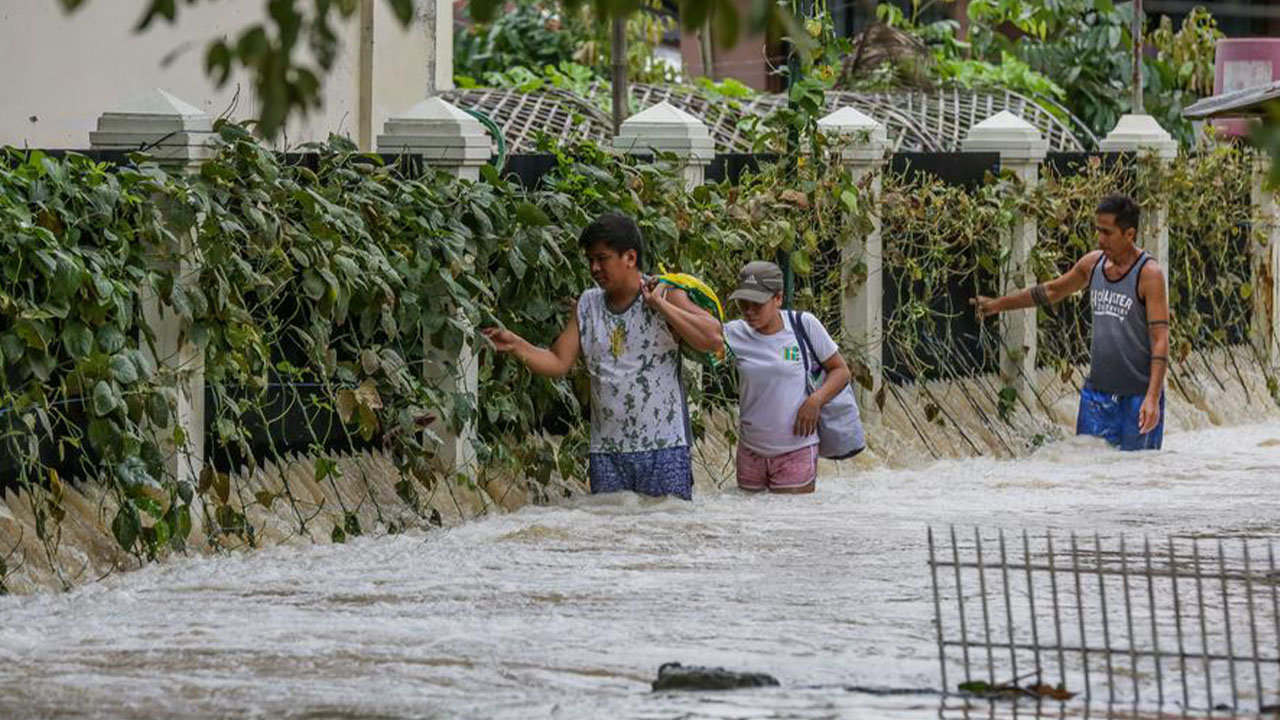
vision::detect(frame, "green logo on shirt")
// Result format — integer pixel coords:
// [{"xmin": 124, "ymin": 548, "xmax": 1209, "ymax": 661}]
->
[{"xmin": 782, "ymin": 346, "xmax": 801, "ymax": 362}]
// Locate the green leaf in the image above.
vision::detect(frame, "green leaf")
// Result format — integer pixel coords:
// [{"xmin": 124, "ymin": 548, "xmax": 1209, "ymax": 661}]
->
[
  {"xmin": 790, "ymin": 250, "xmax": 812, "ymax": 276},
  {"xmin": 840, "ymin": 189, "xmax": 858, "ymax": 213},
  {"xmin": 61, "ymin": 322, "xmax": 93, "ymax": 359},
  {"xmin": 0, "ymin": 334, "xmax": 24, "ymax": 365},
  {"xmin": 110, "ymin": 353, "xmax": 140, "ymax": 385},
  {"xmin": 343, "ymin": 511, "xmax": 361, "ymax": 538},
  {"xmin": 50, "ymin": 253, "xmax": 83, "ymax": 299},
  {"xmin": 514, "ymin": 201, "xmax": 550, "ymax": 227},
  {"xmin": 508, "ymin": 246, "xmax": 528, "ymax": 279},
  {"xmin": 91, "ymin": 380, "xmax": 119, "ymax": 417},
  {"xmin": 387, "ymin": 0, "xmax": 414, "ymax": 24},
  {"xmin": 206, "ymin": 40, "xmax": 234, "ymax": 85},
  {"xmin": 87, "ymin": 418, "xmax": 117, "ymax": 452},
  {"xmin": 136, "ymin": 0, "xmax": 177, "ymax": 31},
  {"xmin": 111, "ymin": 502, "xmax": 140, "ymax": 551},
  {"xmin": 15, "ymin": 319, "xmax": 51, "ymax": 350},
  {"xmin": 215, "ymin": 505, "xmax": 245, "ymax": 536},
  {"xmin": 301, "ymin": 269, "xmax": 326, "ymax": 301},
  {"xmin": 130, "ymin": 349, "xmax": 156, "ymax": 381},
  {"xmin": 151, "ymin": 519, "xmax": 171, "ymax": 548},
  {"xmin": 173, "ymin": 504, "xmax": 192, "ymax": 543},
  {"xmin": 133, "ymin": 495, "xmax": 163, "ymax": 519},
  {"xmin": 146, "ymin": 392, "xmax": 170, "ymax": 427},
  {"xmin": 712, "ymin": 0, "xmax": 741, "ymax": 51},
  {"xmin": 97, "ymin": 325, "xmax": 127, "ymax": 354}
]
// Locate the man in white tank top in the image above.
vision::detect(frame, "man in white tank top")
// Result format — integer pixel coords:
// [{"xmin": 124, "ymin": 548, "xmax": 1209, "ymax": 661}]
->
[
  {"xmin": 481, "ymin": 214, "xmax": 723, "ymax": 499},
  {"xmin": 972, "ymin": 193, "xmax": 1170, "ymax": 450}
]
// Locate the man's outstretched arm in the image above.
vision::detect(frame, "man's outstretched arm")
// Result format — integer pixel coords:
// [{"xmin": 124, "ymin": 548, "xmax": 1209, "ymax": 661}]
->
[
  {"xmin": 972, "ymin": 250, "xmax": 1102, "ymax": 318},
  {"xmin": 481, "ymin": 299, "xmax": 581, "ymax": 378}
]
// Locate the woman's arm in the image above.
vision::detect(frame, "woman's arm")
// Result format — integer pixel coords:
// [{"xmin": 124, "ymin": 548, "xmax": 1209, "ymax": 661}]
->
[{"xmin": 793, "ymin": 321, "xmax": 852, "ymax": 436}]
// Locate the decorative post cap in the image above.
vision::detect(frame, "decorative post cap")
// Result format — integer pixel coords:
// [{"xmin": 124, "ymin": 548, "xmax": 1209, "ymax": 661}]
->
[
  {"xmin": 817, "ymin": 106, "xmax": 890, "ymax": 162},
  {"xmin": 88, "ymin": 89, "xmax": 214, "ymax": 164},
  {"xmin": 376, "ymin": 97, "xmax": 493, "ymax": 166},
  {"xmin": 1098, "ymin": 114, "xmax": 1178, "ymax": 159},
  {"xmin": 613, "ymin": 101, "xmax": 715, "ymax": 163},
  {"xmin": 961, "ymin": 110, "xmax": 1048, "ymax": 162}
]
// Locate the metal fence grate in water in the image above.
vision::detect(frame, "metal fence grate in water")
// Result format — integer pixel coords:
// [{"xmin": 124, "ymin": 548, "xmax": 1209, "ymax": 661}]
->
[{"xmin": 928, "ymin": 527, "xmax": 1280, "ymax": 714}]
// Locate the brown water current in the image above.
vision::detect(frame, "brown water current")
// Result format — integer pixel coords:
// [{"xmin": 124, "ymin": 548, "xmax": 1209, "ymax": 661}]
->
[{"xmin": 0, "ymin": 350, "xmax": 1277, "ymax": 718}]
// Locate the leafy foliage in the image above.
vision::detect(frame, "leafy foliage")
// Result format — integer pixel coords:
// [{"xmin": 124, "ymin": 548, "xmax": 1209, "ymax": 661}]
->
[
  {"xmin": 454, "ymin": 0, "xmax": 681, "ymax": 89},
  {"xmin": 0, "ymin": 111, "xmax": 871, "ymax": 577},
  {"xmin": 453, "ymin": 1, "xmax": 587, "ymax": 82},
  {"xmin": 966, "ymin": 0, "xmax": 1221, "ymax": 145}
]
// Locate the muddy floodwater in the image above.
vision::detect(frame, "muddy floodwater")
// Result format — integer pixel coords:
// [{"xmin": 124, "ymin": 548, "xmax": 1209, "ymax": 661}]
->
[{"xmin": 2, "ymin": 423, "xmax": 1279, "ymax": 719}]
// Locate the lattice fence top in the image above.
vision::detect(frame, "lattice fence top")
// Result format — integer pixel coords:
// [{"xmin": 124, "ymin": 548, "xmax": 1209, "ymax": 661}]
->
[{"xmin": 441, "ymin": 83, "xmax": 1097, "ymax": 155}]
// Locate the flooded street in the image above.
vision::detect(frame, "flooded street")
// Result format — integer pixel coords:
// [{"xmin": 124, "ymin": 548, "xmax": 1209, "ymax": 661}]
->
[{"xmin": 2, "ymin": 423, "xmax": 1279, "ymax": 719}]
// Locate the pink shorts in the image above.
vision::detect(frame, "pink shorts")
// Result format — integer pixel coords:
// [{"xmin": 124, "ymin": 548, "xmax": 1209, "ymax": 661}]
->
[{"xmin": 736, "ymin": 444, "xmax": 818, "ymax": 492}]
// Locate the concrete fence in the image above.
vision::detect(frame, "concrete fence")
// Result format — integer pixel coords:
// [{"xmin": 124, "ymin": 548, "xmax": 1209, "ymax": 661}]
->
[{"xmin": 73, "ymin": 89, "xmax": 1280, "ymax": 480}]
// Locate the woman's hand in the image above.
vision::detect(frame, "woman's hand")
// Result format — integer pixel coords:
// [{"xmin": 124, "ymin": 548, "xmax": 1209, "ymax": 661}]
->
[{"xmin": 794, "ymin": 395, "xmax": 823, "ymax": 436}]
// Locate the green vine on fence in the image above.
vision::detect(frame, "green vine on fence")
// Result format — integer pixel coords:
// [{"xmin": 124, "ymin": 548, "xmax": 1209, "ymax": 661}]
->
[{"xmin": 0, "ymin": 123, "xmax": 1264, "ymax": 590}]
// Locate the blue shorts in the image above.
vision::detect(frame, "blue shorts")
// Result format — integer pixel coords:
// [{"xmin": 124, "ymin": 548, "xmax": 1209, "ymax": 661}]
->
[
  {"xmin": 1076, "ymin": 387, "xmax": 1164, "ymax": 451},
  {"xmin": 588, "ymin": 446, "xmax": 693, "ymax": 501}
]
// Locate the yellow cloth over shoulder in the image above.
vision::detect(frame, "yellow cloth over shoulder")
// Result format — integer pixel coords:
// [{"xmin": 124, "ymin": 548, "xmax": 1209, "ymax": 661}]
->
[{"xmin": 653, "ymin": 269, "xmax": 729, "ymax": 369}]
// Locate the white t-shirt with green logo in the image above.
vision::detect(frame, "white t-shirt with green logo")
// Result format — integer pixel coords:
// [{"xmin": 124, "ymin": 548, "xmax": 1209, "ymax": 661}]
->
[{"xmin": 725, "ymin": 311, "xmax": 839, "ymax": 457}]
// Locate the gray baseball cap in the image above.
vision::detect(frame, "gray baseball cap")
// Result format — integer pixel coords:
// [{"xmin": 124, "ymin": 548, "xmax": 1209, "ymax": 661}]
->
[{"xmin": 728, "ymin": 261, "xmax": 784, "ymax": 304}]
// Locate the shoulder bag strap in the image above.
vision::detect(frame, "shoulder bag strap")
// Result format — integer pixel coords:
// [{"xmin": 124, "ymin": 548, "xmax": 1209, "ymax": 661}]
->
[{"xmin": 790, "ymin": 310, "xmax": 816, "ymax": 394}]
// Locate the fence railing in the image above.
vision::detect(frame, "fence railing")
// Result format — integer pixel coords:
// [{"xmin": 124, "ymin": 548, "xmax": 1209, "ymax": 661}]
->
[{"xmin": 929, "ymin": 527, "xmax": 1280, "ymax": 714}]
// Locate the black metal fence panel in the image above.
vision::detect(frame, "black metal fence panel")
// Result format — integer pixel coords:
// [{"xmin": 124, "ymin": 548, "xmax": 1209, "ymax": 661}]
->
[{"xmin": 930, "ymin": 526, "xmax": 1280, "ymax": 714}]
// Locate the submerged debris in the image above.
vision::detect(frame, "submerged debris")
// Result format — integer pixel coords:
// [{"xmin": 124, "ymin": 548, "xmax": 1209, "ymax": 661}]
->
[
  {"xmin": 651, "ymin": 662, "xmax": 780, "ymax": 691},
  {"xmin": 958, "ymin": 678, "xmax": 1076, "ymax": 701}
]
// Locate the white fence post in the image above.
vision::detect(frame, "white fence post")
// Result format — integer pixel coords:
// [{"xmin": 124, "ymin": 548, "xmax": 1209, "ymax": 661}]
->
[
  {"xmin": 817, "ymin": 106, "xmax": 889, "ymax": 422},
  {"xmin": 963, "ymin": 111, "xmax": 1048, "ymax": 402},
  {"xmin": 1099, "ymin": 114, "xmax": 1178, "ymax": 270},
  {"xmin": 90, "ymin": 89, "xmax": 212, "ymax": 489},
  {"xmin": 1252, "ymin": 157, "xmax": 1280, "ymax": 371},
  {"xmin": 613, "ymin": 101, "xmax": 715, "ymax": 190},
  {"xmin": 377, "ymin": 97, "xmax": 491, "ymax": 475}
]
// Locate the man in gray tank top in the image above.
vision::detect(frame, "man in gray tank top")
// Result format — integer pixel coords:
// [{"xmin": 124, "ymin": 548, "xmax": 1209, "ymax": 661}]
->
[
  {"xmin": 481, "ymin": 214, "xmax": 723, "ymax": 498},
  {"xmin": 972, "ymin": 194, "xmax": 1170, "ymax": 450}
]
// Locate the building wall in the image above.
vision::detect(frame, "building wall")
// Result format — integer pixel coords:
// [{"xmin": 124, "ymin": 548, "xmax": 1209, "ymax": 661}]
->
[
  {"xmin": 677, "ymin": 0, "xmax": 782, "ymax": 91},
  {"xmin": 0, "ymin": 0, "xmax": 451, "ymax": 149}
]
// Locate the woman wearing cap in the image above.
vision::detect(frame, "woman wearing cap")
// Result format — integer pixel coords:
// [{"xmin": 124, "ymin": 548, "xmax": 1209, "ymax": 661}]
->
[{"xmin": 724, "ymin": 261, "xmax": 853, "ymax": 494}]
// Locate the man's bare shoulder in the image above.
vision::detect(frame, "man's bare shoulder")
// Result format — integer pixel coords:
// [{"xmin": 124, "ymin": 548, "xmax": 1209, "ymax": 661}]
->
[
  {"xmin": 1139, "ymin": 257, "xmax": 1165, "ymax": 280},
  {"xmin": 1079, "ymin": 249, "xmax": 1105, "ymax": 266}
]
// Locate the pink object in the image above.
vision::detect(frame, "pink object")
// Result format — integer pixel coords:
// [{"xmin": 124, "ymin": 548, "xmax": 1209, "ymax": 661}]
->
[
  {"xmin": 736, "ymin": 444, "xmax": 817, "ymax": 492},
  {"xmin": 1213, "ymin": 38, "xmax": 1280, "ymax": 136}
]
